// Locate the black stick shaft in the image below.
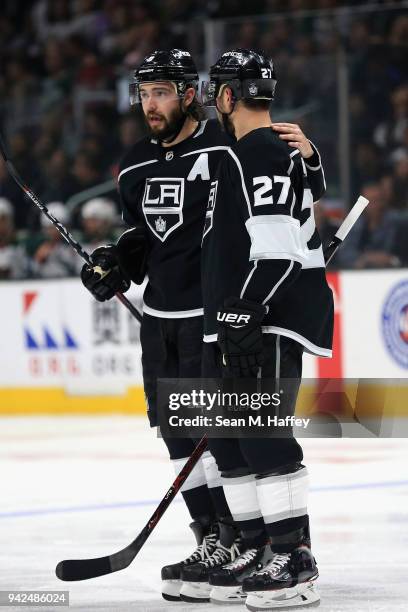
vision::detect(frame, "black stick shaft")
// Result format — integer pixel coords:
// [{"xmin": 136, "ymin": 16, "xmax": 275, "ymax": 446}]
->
[
  {"xmin": 0, "ymin": 135, "xmax": 142, "ymax": 323},
  {"xmin": 323, "ymin": 235, "xmax": 342, "ymax": 265},
  {"xmin": 56, "ymin": 435, "xmax": 208, "ymax": 580}
]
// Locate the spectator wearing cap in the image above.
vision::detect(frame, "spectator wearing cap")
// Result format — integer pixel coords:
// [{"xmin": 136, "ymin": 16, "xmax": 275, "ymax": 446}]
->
[
  {"xmin": 0, "ymin": 198, "xmax": 29, "ymax": 279},
  {"xmin": 336, "ymin": 182, "xmax": 400, "ymax": 269},
  {"xmin": 77, "ymin": 197, "xmax": 119, "ymax": 272},
  {"xmin": 28, "ymin": 202, "xmax": 78, "ymax": 278}
]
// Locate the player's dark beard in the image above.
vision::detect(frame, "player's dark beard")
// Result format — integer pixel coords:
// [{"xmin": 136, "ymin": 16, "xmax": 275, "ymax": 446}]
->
[{"xmin": 145, "ymin": 104, "xmax": 186, "ymax": 143}]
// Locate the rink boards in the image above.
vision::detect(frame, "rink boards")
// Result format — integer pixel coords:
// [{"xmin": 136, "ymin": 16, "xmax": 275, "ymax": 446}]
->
[{"xmin": 0, "ymin": 270, "xmax": 407, "ymax": 414}]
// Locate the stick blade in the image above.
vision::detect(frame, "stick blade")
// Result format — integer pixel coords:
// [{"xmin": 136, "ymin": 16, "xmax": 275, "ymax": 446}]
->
[
  {"xmin": 55, "ymin": 537, "xmax": 141, "ymax": 581},
  {"xmin": 56, "ymin": 556, "xmax": 112, "ymax": 581}
]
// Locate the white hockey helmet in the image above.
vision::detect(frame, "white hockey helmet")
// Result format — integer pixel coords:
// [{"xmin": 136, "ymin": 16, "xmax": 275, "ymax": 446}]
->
[
  {"xmin": 41, "ymin": 202, "xmax": 70, "ymax": 228},
  {"xmin": 81, "ymin": 198, "xmax": 117, "ymax": 222},
  {"xmin": 0, "ymin": 197, "xmax": 13, "ymax": 218}
]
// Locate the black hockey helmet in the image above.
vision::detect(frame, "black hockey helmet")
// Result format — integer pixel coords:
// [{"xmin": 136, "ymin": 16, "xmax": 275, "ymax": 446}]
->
[
  {"xmin": 201, "ymin": 48, "xmax": 277, "ymax": 107},
  {"xmin": 130, "ymin": 49, "xmax": 199, "ymax": 105}
]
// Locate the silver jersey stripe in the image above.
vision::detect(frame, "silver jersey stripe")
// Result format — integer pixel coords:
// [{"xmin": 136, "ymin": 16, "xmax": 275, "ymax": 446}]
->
[
  {"xmin": 205, "ymin": 327, "xmax": 332, "ymax": 357},
  {"xmin": 240, "ymin": 260, "xmax": 258, "ymax": 299},
  {"xmin": 118, "ymin": 159, "xmax": 158, "ymax": 181},
  {"xmin": 143, "ymin": 304, "xmax": 203, "ymax": 318},
  {"xmin": 181, "ymin": 145, "xmax": 230, "ymax": 157},
  {"xmin": 307, "ymin": 139, "xmax": 326, "ymax": 192},
  {"xmin": 193, "ymin": 119, "xmax": 208, "ymax": 138},
  {"xmin": 228, "ymin": 148, "xmax": 252, "ymax": 217},
  {"xmin": 261, "ymin": 325, "xmax": 332, "ymax": 357},
  {"xmin": 288, "ymin": 158, "xmax": 294, "ymax": 175},
  {"xmin": 262, "ymin": 260, "xmax": 294, "ymax": 305},
  {"xmin": 275, "ymin": 334, "xmax": 281, "ymax": 382}
]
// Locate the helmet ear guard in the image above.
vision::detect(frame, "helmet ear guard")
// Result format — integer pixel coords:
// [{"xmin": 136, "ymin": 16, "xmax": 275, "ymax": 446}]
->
[{"xmin": 201, "ymin": 78, "xmax": 276, "ymax": 107}]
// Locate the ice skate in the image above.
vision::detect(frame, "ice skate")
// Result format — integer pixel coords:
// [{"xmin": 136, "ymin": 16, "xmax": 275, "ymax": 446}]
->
[
  {"xmin": 209, "ymin": 544, "xmax": 275, "ymax": 605},
  {"xmin": 161, "ymin": 518, "xmax": 218, "ymax": 601},
  {"xmin": 179, "ymin": 522, "xmax": 241, "ymax": 602},
  {"xmin": 244, "ymin": 546, "xmax": 320, "ymax": 610}
]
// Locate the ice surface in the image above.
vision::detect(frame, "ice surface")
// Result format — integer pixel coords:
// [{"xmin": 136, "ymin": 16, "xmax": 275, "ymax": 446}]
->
[{"xmin": 1, "ymin": 416, "xmax": 407, "ymax": 611}]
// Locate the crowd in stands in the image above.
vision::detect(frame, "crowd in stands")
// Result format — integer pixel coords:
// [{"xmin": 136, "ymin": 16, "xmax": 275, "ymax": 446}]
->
[{"xmin": 0, "ymin": 0, "xmax": 406, "ymax": 279}]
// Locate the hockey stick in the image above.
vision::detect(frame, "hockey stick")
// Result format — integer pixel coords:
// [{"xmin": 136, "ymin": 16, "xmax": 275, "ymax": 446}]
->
[
  {"xmin": 55, "ymin": 195, "xmax": 369, "ymax": 582},
  {"xmin": 56, "ymin": 435, "xmax": 208, "ymax": 580},
  {"xmin": 323, "ymin": 195, "xmax": 369, "ymax": 264},
  {"xmin": 0, "ymin": 134, "xmax": 142, "ymax": 323}
]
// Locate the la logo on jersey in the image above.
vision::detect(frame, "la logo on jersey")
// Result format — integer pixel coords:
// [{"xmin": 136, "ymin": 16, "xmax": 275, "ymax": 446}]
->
[{"xmin": 142, "ymin": 177, "xmax": 185, "ymax": 241}]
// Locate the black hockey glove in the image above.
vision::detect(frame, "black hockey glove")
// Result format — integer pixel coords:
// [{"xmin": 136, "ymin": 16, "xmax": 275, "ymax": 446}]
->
[
  {"xmin": 116, "ymin": 225, "xmax": 149, "ymax": 285},
  {"xmin": 217, "ymin": 297, "xmax": 267, "ymax": 378},
  {"xmin": 81, "ymin": 245, "xmax": 131, "ymax": 302}
]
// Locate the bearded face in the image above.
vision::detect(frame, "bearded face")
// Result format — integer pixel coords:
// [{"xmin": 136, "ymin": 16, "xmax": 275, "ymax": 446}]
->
[
  {"xmin": 145, "ymin": 103, "xmax": 186, "ymax": 142},
  {"xmin": 139, "ymin": 82, "xmax": 187, "ymax": 143}
]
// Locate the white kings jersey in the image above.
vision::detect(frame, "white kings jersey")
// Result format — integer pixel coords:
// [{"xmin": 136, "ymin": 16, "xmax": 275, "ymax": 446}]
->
[
  {"xmin": 202, "ymin": 127, "xmax": 334, "ymax": 357},
  {"xmin": 118, "ymin": 119, "xmax": 233, "ymax": 318}
]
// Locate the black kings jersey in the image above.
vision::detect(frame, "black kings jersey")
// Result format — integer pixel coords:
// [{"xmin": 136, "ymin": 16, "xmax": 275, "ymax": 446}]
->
[
  {"xmin": 118, "ymin": 119, "xmax": 232, "ymax": 317},
  {"xmin": 202, "ymin": 127, "xmax": 334, "ymax": 357}
]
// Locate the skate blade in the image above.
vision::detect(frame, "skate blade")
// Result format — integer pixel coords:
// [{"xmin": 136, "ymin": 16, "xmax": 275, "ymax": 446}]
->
[
  {"xmin": 245, "ymin": 582, "xmax": 320, "ymax": 610},
  {"xmin": 210, "ymin": 585, "xmax": 247, "ymax": 605},
  {"xmin": 179, "ymin": 580, "xmax": 211, "ymax": 603},
  {"xmin": 162, "ymin": 578, "xmax": 182, "ymax": 601}
]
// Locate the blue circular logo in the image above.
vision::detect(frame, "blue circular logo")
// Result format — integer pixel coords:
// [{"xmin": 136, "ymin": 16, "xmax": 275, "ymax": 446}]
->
[{"xmin": 382, "ymin": 280, "xmax": 408, "ymax": 369}]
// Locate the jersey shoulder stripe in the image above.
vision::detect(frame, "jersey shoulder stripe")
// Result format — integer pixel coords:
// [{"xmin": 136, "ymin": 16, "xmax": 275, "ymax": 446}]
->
[
  {"xmin": 118, "ymin": 136, "xmax": 156, "ymax": 172},
  {"xmin": 181, "ymin": 145, "xmax": 230, "ymax": 158},
  {"xmin": 118, "ymin": 158, "xmax": 158, "ymax": 181}
]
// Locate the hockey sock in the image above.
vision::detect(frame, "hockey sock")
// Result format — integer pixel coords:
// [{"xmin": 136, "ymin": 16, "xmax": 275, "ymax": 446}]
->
[
  {"xmin": 255, "ymin": 463, "xmax": 310, "ymax": 551},
  {"xmin": 172, "ymin": 455, "xmax": 216, "ymax": 521},
  {"xmin": 202, "ymin": 451, "xmax": 233, "ymax": 520},
  {"xmin": 221, "ymin": 468, "xmax": 267, "ymax": 548}
]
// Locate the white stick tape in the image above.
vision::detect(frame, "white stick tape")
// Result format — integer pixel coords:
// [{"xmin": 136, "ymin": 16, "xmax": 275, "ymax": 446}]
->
[{"xmin": 335, "ymin": 196, "xmax": 369, "ymax": 242}]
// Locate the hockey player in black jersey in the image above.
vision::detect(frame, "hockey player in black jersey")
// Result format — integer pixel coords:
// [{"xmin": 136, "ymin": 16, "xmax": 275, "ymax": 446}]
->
[
  {"xmin": 196, "ymin": 49, "xmax": 334, "ymax": 609},
  {"xmin": 81, "ymin": 49, "xmax": 238, "ymax": 602}
]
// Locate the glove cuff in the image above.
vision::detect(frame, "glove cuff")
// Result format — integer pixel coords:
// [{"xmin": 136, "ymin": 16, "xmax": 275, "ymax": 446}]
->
[{"xmin": 224, "ymin": 296, "xmax": 268, "ymax": 317}]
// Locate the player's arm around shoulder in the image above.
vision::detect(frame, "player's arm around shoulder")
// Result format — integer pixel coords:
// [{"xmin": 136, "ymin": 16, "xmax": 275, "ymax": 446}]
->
[{"xmin": 271, "ymin": 122, "xmax": 326, "ymax": 202}]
